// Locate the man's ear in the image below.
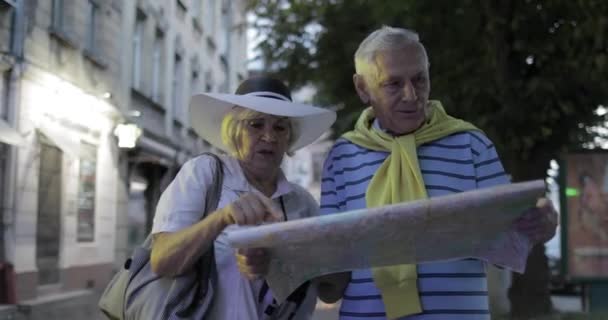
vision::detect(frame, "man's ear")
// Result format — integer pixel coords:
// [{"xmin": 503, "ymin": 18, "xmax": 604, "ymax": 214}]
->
[{"xmin": 353, "ymin": 74, "xmax": 371, "ymax": 105}]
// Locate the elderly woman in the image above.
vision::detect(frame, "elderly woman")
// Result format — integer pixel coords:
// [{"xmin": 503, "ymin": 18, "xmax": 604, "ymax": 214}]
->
[{"xmin": 149, "ymin": 77, "xmax": 335, "ymax": 319}]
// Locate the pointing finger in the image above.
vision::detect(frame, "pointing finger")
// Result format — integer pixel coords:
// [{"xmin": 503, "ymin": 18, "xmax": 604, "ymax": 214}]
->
[{"xmin": 256, "ymin": 194, "xmax": 284, "ymax": 222}]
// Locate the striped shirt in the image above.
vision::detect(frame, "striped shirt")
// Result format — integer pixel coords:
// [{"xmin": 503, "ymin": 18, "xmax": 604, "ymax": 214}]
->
[{"xmin": 320, "ymin": 131, "xmax": 510, "ymax": 320}]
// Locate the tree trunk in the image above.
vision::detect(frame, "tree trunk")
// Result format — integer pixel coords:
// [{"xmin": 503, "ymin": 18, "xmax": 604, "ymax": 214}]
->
[
  {"xmin": 505, "ymin": 152, "xmax": 554, "ymax": 318},
  {"xmin": 508, "ymin": 245, "xmax": 554, "ymax": 318}
]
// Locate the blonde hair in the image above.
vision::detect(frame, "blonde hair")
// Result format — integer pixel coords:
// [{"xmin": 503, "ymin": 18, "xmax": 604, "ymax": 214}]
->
[
  {"xmin": 220, "ymin": 107, "xmax": 298, "ymax": 158},
  {"xmin": 354, "ymin": 26, "xmax": 428, "ymax": 86}
]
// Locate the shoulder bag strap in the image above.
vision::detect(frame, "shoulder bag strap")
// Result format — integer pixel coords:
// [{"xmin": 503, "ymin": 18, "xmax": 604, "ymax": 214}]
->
[
  {"xmin": 201, "ymin": 152, "xmax": 224, "ymax": 218},
  {"xmin": 176, "ymin": 152, "xmax": 224, "ymax": 317}
]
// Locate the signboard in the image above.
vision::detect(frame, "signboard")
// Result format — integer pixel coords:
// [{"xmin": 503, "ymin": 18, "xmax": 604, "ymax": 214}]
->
[{"xmin": 562, "ymin": 151, "xmax": 608, "ymax": 280}]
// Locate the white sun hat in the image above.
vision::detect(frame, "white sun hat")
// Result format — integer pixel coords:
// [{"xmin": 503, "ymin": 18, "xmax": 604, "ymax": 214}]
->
[{"xmin": 189, "ymin": 77, "xmax": 336, "ymax": 153}]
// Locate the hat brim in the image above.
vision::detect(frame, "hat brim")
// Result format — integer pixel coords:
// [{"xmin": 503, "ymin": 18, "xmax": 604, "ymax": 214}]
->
[{"xmin": 189, "ymin": 93, "xmax": 336, "ymax": 153}]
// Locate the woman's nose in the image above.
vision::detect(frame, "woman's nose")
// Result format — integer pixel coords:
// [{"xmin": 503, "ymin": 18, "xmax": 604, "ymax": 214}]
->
[{"xmin": 260, "ymin": 128, "xmax": 278, "ymax": 142}]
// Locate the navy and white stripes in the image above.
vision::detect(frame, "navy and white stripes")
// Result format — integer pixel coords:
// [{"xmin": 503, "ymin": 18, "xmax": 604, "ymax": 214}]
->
[{"xmin": 320, "ymin": 131, "xmax": 510, "ymax": 320}]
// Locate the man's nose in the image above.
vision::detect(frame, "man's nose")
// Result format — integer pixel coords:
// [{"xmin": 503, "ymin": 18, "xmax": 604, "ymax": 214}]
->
[{"xmin": 402, "ymin": 81, "xmax": 417, "ymax": 102}]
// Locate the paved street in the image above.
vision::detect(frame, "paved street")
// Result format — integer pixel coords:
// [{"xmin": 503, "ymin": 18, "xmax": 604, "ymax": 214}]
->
[{"xmin": 552, "ymin": 295, "xmax": 583, "ymax": 313}]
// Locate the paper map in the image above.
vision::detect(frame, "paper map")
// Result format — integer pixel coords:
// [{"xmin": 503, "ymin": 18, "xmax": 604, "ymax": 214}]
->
[{"xmin": 226, "ymin": 180, "xmax": 545, "ymax": 302}]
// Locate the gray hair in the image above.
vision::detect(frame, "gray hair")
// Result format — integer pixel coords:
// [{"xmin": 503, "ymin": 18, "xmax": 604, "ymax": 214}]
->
[
  {"xmin": 220, "ymin": 107, "xmax": 297, "ymax": 158},
  {"xmin": 354, "ymin": 26, "xmax": 428, "ymax": 85}
]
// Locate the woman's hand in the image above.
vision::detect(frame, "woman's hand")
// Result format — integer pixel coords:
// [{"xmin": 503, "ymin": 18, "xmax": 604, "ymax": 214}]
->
[
  {"xmin": 236, "ymin": 248, "xmax": 270, "ymax": 280},
  {"xmin": 223, "ymin": 192, "xmax": 284, "ymax": 226}
]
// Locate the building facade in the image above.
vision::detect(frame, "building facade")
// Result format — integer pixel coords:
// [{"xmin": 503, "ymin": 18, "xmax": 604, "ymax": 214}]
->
[
  {"xmin": 0, "ymin": 0, "xmax": 248, "ymax": 318},
  {"xmin": 1, "ymin": 0, "xmax": 125, "ymax": 309},
  {"xmin": 114, "ymin": 0, "xmax": 248, "ymax": 269}
]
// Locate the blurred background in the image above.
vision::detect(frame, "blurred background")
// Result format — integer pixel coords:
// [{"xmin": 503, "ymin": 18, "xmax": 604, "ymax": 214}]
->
[{"xmin": 0, "ymin": 0, "xmax": 606, "ymax": 319}]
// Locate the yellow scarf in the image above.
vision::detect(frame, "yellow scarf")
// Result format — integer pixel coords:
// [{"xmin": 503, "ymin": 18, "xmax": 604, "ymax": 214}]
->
[{"xmin": 342, "ymin": 100, "xmax": 480, "ymax": 319}]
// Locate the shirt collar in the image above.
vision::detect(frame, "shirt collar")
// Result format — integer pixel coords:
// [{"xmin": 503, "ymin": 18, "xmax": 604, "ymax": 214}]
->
[
  {"xmin": 220, "ymin": 155, "xmax": 293, "ymax": 199},
  {"xmin": 372, "ymin": 118, "xmax": 388, "ymax": 133}
]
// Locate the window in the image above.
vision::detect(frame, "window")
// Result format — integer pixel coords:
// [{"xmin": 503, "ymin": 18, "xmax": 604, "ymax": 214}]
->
[
  {"xmin": 172, "ymin": 53, "xmax": 183, "ymax": 121},
  {"xmin": 176, "ymin": 0, "xmax": 187, "ymax": 13},
  {"xmin": 51, "ymin": 0, "xmax": 64, "ymax": 31},
  {"xmin": 0, "ymin": 1, "xmax": 16, "ymax": 55},
  {"xmin": 219, "ymin": 0, "xmax": 230, "ymax": 54},
  {"xmin": 77, "ymin": 143, "xmax": 97, "ymax": 242},
  {"xmin": 37, "ymin": 140, "xmax": 62, "ymax": 285},
  {"xmin": 204, "ymin": 70, "xmax": 213, "ymax": 92},
  {"xmin": 190, "ymin": 57, "xmax": 200, "ymax": 95},
  {"xmin": 191, "ymin": 0, "xmax": 203, "ymax": 32},
  {"xmin": 189, "ymin": 58, "xmax": 200, "ymax": 128},
  {"xmin": 132, "ymin": 11, "xmax": 145, "ymax": 90},
  {"xmin": 85, "ymin": 0, "xmax": 99, "ymax": 53},
  {"xmin": 49, "ymin": 0, "xmax": 77, "ymax": 48},
  {"xmin": 152, "ymin": 30, "xmax": 164, "ymax": 102},
  {"xmin": 204, "ymin": 0, "xmax": 216, "ymax": 35},
  {"xmin": 190, "ymin": 69, "xmax": 200, "ymax": 94},
  {"xmin": 192, "ymin": 0, "xmax": 202, "ymax": 19}
]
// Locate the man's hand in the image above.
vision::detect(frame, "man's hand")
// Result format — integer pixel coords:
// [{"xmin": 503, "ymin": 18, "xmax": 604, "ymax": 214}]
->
[
  {"xmin": 514, "ymin": 198, "xmax": 558, "ymax": 244},
  {"xmin": 235, "ymin": 248, "xmax": 270, "ymax": 280}
]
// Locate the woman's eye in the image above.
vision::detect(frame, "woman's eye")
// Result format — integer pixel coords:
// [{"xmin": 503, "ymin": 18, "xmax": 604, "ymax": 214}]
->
[
  {"xmin": 274, "ymin": 125, "xmax": 287, "ymax": 132},
  {"xmin": 248, "ymin": 121, "xmax": 264, "ymax": 129}
]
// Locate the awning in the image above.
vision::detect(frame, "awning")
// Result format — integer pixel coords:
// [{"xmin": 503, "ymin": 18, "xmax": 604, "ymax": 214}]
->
[
  {"xmin": 0, "ymin": 118, "xmax": 26, "ymax": 147},
  {"xmin": 37, "ymin": 120, "xmax": 81, "ymax": 159}
]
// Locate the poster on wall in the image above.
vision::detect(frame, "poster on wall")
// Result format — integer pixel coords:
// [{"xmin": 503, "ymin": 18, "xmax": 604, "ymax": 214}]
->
[
  {"xmin": 563, "ymin": 152, "xmax": 608, "ymax": 280},
  {"xmin": 77, "ymin": 151, "xmax": 97, "ymax": 242}
]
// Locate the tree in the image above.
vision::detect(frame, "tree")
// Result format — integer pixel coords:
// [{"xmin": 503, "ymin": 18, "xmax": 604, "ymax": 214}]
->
[{"xmin": 249, "ymin": 0, "xmax": 608, "ymax": 317}]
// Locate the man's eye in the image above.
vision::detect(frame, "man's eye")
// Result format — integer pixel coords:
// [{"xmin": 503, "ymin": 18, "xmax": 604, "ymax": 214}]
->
[
  {"xmin": 384, "ymin": 81, "xmax": 400, "ymax": 87},
  {"xmin": 414, "ymin": 75, "xmax": 426, "ymax": 84}
]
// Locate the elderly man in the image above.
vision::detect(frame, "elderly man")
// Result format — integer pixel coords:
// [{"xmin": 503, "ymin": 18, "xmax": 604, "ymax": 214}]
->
[{"xmin": 315, "ymin": 26, "xmax": 557, "ymax": 320}]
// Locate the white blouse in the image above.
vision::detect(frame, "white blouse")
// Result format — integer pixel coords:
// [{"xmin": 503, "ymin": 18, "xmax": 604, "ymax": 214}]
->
[{"xmin": 152, "ymin": 154, "xmax": 319, "ymax": 320}]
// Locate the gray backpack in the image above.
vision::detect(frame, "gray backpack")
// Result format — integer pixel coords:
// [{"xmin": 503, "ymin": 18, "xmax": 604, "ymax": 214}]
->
[{"xmin": 98, "ymin": 153, "xmax": 223, "ymax": 320}]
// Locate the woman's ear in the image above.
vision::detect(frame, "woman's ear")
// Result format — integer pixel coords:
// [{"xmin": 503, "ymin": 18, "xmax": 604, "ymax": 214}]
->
[{"xmin": 353, "ymin": 74, "xmax": 370, "ymax": 105}]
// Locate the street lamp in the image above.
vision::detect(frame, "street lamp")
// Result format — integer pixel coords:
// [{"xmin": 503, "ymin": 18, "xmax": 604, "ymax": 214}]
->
[{"xmin": 113, "ymin": 123, "xmax": 142, "ymax": 149}]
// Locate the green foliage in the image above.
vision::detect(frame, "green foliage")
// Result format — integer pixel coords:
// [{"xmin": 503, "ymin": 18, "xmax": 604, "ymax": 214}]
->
[{"xmin": 249, "ymin": 0, "xmax": 608, "ymax": 180}]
